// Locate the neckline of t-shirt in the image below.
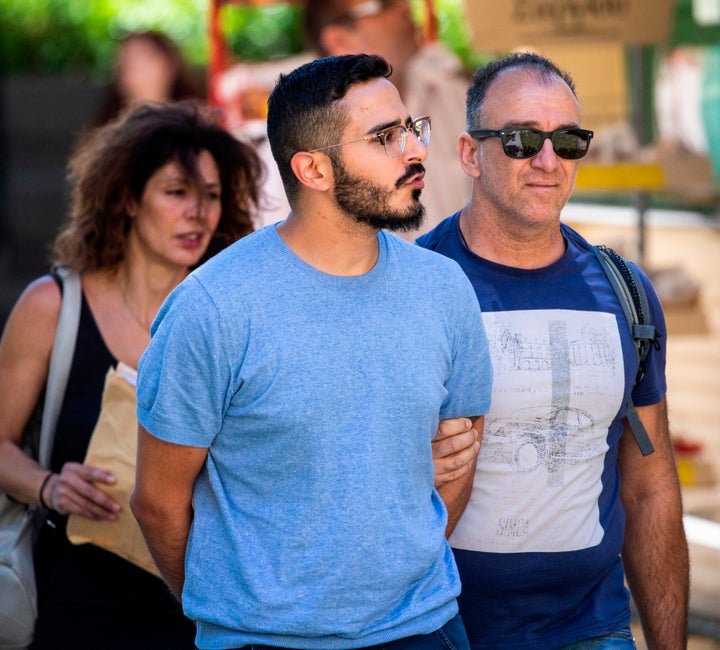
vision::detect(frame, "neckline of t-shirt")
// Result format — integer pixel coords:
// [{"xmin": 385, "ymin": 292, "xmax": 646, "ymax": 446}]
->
[
  {"xmin": 267, "ymin": 223, "xmax": 388, "ymax": 286},
  {"xmin": 454, "ymin": 216, "xmax": 576, "ymax": 278}
]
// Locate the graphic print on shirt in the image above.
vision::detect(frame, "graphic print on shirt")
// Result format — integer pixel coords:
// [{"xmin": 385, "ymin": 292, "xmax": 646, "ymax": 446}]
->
[{"xmin": 450, "ymin": 309, "xmax": 624, "ymax": 554}]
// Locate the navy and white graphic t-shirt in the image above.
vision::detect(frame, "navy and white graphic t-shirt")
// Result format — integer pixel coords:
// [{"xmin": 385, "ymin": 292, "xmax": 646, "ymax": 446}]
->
[{"xmin": 418, "ymin": 213, "xmax": 667, "ymax": 649}]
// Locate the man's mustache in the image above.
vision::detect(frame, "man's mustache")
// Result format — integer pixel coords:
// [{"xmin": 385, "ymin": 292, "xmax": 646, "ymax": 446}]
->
[{"xmin": 395, "ymin": 164, "xmax": 426, "ymax": 189}]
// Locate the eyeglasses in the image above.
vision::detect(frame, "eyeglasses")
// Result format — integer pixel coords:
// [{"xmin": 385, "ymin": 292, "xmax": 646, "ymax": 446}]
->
[
  {"xmin": 309, "ymin": 116, "xmax": 431, "ymax": 158},
  {"xmin": 468, "ymin": 127, "xmax": 594, "ymax": 160}
]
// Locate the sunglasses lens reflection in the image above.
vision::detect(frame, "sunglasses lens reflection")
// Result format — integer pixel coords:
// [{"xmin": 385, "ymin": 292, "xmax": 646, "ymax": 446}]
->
[{"xmin": 501, "ymin": 129, "xmax": 590, "ymax": 159}]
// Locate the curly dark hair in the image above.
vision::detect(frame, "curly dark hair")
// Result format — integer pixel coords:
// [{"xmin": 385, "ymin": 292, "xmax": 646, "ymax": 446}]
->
[{"xmin": 53, "ymin": 100, "xmax": 262, "ymax": 272}]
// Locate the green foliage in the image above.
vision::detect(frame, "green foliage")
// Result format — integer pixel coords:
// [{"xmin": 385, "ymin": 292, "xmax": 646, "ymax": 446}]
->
[
  {"xmin": 221, "ymin": 3, "xmax": 304, "ymax": 62},
  {"xmin": 671, "ymin": 0, "xmax": 720, "ymax": 46},
  {"xmin": 0, "ymin": 0, "xmax": 480, "ymax": 78},
  {"xmin": 0, "ymin": 0, "xmax": 208, "ymax": 78},
  {"xmin": 218, "ymin": 0, "xmax": 483, "ymax": 69},
  {"xmin": 4, "ymin": 0, "xmax": 715, "ymax": 79}
]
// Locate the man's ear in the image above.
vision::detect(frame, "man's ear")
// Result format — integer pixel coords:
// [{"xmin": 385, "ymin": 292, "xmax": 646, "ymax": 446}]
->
[
  {"xmin": 290, "ymin": 151, "xmax": 333, "ymax": 192},
  {"xmin": 320, "ymin": 24, "xmax": 358, "ymax": 56},
  {"xmin": 458, "ymin": 133, "xmax": 482, "ymax": 179}
]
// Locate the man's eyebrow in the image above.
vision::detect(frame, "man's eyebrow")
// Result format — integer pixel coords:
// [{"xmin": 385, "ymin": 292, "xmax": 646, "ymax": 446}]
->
[{"xmin": 366, "ymin": 116, "xmax": 412, "ymax": 135}]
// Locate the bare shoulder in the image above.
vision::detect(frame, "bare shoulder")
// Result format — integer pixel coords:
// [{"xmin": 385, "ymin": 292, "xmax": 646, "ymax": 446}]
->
[
  {"xmin": 0, "ymin": 275, "xmax": 63, "ymax": 359},
  {"xmin": 0, "ymin": 275, "xmax": 67, "ymax": 443},
  {"xmin": 9, "ymin": 274, "xmax": 62, "ymax": 328}
]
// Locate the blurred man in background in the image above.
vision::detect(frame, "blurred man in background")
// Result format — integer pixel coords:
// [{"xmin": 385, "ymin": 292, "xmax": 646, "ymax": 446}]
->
[{"xmin": 220, "ymin": 0, "xmax": 470, "ymax": 237}]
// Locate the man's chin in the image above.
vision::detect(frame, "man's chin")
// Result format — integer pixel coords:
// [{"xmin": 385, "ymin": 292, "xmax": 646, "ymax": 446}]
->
[
  {"xmin": 383, "ymin": 212, "xmax": 424, "ymax": 233},
  {"xmin": 379, "ymin": 203, "xmax": 425, "ymax": 233}
]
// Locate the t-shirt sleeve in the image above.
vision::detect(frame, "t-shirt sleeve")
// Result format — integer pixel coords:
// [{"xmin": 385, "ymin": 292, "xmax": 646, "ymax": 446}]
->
[
  {"xmin": 439, "ymin": 265, "xmax": 493, "ymax": 420},
  {"xmin": 136, "ymin": 276, "xmax": 243, "ymax": 447}
]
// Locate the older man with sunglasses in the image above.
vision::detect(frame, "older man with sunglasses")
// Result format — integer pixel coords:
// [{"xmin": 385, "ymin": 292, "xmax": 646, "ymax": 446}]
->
[{"xmin": 418, "ymin": 52, "xmax": 689, "ymax": 650}]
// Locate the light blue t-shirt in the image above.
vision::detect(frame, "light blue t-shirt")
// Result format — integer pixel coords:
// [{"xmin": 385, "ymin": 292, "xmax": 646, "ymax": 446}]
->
[{"xmin": 137, "ymin": 225, "xmax": 492, "ymax": 649}]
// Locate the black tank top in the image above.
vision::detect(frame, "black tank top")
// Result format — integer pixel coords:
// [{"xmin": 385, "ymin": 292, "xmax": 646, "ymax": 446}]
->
[
  {"xmin": 50, "ymin": 284, "xmax": 116, "ymax": 472},
  {"xmin": 32, "ymin": 277, "xmax": 195, "ymax": 649}
]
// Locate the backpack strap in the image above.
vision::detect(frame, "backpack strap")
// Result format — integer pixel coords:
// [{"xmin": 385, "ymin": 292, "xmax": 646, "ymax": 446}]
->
[
  {"xmin": 592, "ymin": 245, "xmax": 657, "ymax": 457},
  {"xmin": 38, "ymin": 267, "xmax": 82, "ymax": 469}
]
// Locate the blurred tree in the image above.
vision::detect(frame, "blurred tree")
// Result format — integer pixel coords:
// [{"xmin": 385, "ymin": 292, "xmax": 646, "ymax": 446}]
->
[
  {"xmin": 0, "ymin": 0, "xmax": 480, "ymax": 78},
  {"xmin": 219, "ymin": 0, "xmax": 482, "ymax": 70},
  {"xmin": 0, "ymin": 0, "xmax": 208, "ymax": 78}
]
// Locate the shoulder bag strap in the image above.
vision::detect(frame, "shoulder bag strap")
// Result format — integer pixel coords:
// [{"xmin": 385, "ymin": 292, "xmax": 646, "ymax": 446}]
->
[
  {"xmin": 591, "ymin": 246, "xmax": 655, "ymax": 457},
  {"xmin": 38, "ymin": 267, "xmax": 82, "ymax": 469}
]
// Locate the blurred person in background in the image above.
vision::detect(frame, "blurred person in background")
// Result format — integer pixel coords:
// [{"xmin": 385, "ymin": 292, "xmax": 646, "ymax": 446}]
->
[
  {"xmin": 0, "ymin": 101, "xmax": 261, "ymax": 649},
  {"xmin": 219, "ymin": 0, "xmax": 470, "ymax": 236},
  {"xmin": 93, "ymin": 31, "xmax": 201, "ymax": 126}
]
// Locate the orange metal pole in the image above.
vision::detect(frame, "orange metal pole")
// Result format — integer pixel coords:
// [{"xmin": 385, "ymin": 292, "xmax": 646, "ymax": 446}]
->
[
  {"xmin": 423, "ymin": 0, "xmax": 438, "ymax": 43},
  {"xmin": 208, "ymin": 0, "xmax": 227, "ymax": 108}
]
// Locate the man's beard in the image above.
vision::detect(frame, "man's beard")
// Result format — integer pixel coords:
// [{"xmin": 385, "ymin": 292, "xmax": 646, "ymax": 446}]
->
[{"xmin": 331, "ymin": 158, "xmax": 425, "ymax": 232}]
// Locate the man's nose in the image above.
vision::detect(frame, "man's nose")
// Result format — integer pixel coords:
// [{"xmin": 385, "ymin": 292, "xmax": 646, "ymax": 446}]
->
[
  {"xmin": 403, "ymin": 130, "xmax": 428, "ymax": 163},
  {"xmin": 530, "ymin": 137, "xmax": 560, "ymax": 170}
]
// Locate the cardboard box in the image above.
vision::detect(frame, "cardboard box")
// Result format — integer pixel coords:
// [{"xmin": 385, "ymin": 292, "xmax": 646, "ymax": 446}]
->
[
  {"xmin": 539, "ymin": 42, "xmax": 628, "ymax": 127},
  {"xmin": 656, "ymin": 149, "xmax": 718, "ymax": 201},
  {"xmin": 463, "ymin": 0, "xmax": 676, "ymax": 51}
]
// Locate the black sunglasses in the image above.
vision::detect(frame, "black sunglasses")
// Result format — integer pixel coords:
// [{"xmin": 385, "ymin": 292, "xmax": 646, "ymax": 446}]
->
[{"xmin": 468, "ymin": 127, "xmax": 594, "ymax": 160}]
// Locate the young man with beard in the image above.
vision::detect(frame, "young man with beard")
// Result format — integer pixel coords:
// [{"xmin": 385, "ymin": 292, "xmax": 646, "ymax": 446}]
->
[
  {"xmin": 418, "ymin": 52, "xmax": 688, "ymax": 649},
  {"xmin": 131, "ymin": 54, "xmax": 493, "ymax": 650}
]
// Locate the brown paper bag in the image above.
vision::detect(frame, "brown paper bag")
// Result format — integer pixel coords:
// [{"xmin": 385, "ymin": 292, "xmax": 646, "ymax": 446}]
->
[{"xmin": 66, "ymin": 363, "xmax": 159, "ymax": 577}]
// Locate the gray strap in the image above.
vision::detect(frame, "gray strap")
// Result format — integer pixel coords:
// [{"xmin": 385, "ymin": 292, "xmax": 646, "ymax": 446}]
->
[
  {"xmin": 593, "ymin": 248, "xmax": 640, "ymax": 365},
  {"xmin": 38, "ymin": 267, "xmax": 81, "ymax": 469},
  {"xmin": 591, "ymin": 247, "xmax": 655, "ymax": 457},
  {"xmin": 625, "ymin": 400, "xmax": 655, "ymax": 457}
]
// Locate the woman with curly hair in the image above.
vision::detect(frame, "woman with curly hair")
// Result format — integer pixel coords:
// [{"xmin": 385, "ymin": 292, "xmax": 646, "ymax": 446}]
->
[{"xmin": 0, "ymin": 100, "xmax": 261, "ymax": 648}]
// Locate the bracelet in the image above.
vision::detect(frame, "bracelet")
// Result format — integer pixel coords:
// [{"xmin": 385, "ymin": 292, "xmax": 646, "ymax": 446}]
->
[{"xmin": 38, "ymin": 471, "xmax": 55, "ymax": 510}]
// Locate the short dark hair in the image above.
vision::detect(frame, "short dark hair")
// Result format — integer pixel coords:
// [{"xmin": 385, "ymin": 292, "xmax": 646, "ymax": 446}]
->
[
  {"xmin": 266, "ymin": 54, "xmax": 392, "ymax": 203},
  {"xmin": 466, "ymin": 52, "xmax": 577, "ymax": 130},
  {"xmin": 54, "ymin": 101, "xmax": 262, "ymax": 271}
]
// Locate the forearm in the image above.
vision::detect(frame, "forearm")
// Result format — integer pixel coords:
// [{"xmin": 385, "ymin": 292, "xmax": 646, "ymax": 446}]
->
[
  {"xmin": 623, "ymin": 491, "xmax": 688, "ymax": 649},
  {"xmin": 131, "ymin": 427, "xmax": 207, "ymax": 601},
  {"xmin": 434, "ymin": 415, "xmax": 483, "ymax": 537},
  {"xmin": 619, "ymin": 399, "xmax": 689, "ymax": 649},
  {"xmin": 132, "ymin": 502, "xmax": 192, "ymax": 600},
  {"xmin": 0, "ymin": 439, "xmax": 51, "ymax": 505},
  {"xmin": 438, "ymin": 454, "xmax": 476, "ymax": 537}
]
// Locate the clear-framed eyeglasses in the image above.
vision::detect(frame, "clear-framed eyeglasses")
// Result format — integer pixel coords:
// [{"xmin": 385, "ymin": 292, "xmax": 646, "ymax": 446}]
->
[{"xmin": 309, "ymin": 116, "xmax": 431, "ymax": 158}]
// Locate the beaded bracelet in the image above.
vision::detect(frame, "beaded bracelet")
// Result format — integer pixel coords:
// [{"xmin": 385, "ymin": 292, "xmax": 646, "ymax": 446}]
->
[{"xmin": 38, "ymin": 471, "xmax": 55, "ymax": 511}]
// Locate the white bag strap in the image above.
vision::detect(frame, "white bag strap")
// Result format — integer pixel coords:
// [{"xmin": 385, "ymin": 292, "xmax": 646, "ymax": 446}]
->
[{"xmin": 38, "ymin": 267, "xmax": 81, "ymax": 469}]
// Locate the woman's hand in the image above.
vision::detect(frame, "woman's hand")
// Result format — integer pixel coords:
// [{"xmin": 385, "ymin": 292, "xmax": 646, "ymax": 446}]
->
[{"xmin": 47, "ymin": 462, "xmax": 121, "ymax": 520}]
